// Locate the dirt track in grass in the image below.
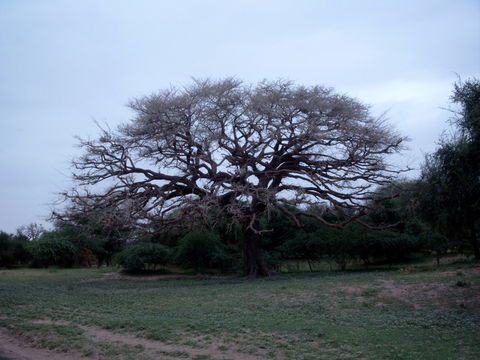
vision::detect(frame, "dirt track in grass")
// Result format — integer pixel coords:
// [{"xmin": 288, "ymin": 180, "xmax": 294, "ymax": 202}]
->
[
  {"xmin": 0, "ymin": 327, "xmax": 85, "ymax": 360},
  {"xmin": 0, "ymin": 319, "xmax": 268, "ymax": 360},
  {"xmin": 1, "ymin": 265, "xmax": 479, "ymax": 360}
]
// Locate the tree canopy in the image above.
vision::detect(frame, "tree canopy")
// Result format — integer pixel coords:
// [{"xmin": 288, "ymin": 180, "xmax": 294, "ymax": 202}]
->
[
  {"xmin": 58, "ymin": 79, "xmax": 407, "ymax": 276},
  {"xmin": 419, "ymin": 78, "xmax": 480, "ymax": 258}
]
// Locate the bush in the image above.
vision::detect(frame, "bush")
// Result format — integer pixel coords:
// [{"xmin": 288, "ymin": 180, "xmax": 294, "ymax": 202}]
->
[
  {"xmin": 52, "ymin": 223, "xmax": 125, "ymax": 267},
  {"xmin": 0, "ymin": 231, "xmax": 31, "ymax": 267},
  {"xmin": 114, "ymin": 242, "xmax": 172, "ymax": 272},
  {"xmin": 175, "ymin": 229, "xmax": 231, "ymax": 272},
  {"xmin": 27, "ymin": 232, "xmax": 78, "ymax": 267},
  {"xmin": 277, "ymin": 219, "xmax": 423, "ymax": 271},
  {"xmin": 0, "ymin": 231, "xmax": 15, "ymax": 267}
]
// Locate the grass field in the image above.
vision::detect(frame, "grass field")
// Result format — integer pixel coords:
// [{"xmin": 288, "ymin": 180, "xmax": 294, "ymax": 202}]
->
[{"xmin": 0, "ymin": 262, "xmax": 479, "ymax": 360}]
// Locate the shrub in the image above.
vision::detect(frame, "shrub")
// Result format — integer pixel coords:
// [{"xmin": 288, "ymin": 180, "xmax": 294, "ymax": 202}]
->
[
  {"xmin": 0, "ymin": 231, "xmax": 31, "ymax": 267},
  {"xmin": 175, "ymin": 229, "xmax": 231, "ymax": 272},
  {"xmin": 0, "ymin": 231, "xmax": 15, "ymax": 267},
  {"xmin": 277, "ymin": 220, "xmax": 422, "ymax": 271},
  {"xmin": 27, "ymin": 232, "xmax": 78, "ymax": 267},
  {"xmin": 114, "ymin": 242, "xmax": 172, "ymax": 272},
  {"xmin": 11, "ymin": 234, "xmax": 31, "ymax": 265}
]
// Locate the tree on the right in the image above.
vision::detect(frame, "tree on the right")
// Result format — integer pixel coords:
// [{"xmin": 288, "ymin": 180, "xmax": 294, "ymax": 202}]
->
[{"xmin": 419, "ymin": 78, "xmax": 480, "ymax": 259}]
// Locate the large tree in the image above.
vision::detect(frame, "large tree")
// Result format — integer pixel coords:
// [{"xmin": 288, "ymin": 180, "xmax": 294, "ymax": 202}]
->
[
  {"xmin": 419, "ymin": 78, "xmax": 480, "ymax": 259},
  {"xmin": 59, "ymin": 79, "xmax": 406, "ymax": 276}
]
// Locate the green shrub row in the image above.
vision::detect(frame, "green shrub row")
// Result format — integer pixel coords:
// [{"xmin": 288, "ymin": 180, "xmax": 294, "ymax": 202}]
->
[
  {"xmin": 0, "ymin": 213, "xmax": 469, "ymax": 273},
  {"xmin": 113, "ymin": 229, "xmax": 235, "ymax": 273}
]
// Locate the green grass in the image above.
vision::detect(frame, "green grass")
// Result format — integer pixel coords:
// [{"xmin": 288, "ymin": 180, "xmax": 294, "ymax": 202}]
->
[{"xmin": 0, "ymin": 264, "xmax": 479, "ymax": 359}]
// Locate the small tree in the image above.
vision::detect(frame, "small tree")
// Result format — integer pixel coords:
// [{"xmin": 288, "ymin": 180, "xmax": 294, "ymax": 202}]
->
[
  {"xmin": 27, "ymin": 232, "xmax": 78, "ymax": 268},
  {"xmin": 54, "ymin": 208, "xmax": 132, "ymax": 266},
  {"xmin": 57, "ymin": 79, "xmax": 407, "ymax": 277},
  {"xmin": 0, "ymin": 231, "xmax": 15, "ymax": 267},
  {"xmin": 17, "ymin": 223, "xmax": 45, "ymax": 242},
  {"xmin": 0, "ymin": 231, "xmax": 31, "ymax": 267}
]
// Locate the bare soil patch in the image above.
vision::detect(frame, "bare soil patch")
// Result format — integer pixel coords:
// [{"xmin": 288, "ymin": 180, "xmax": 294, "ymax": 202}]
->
[
  {"xmin": 3, "ymin": 319, "xmax": 266, "ymax": 360},
  {"xmin": 341, "ymin": 267, "xmax": 480, "ymax": 316},
  {"xmin": 343, "ymin": 267, "xmax": 480, "ymax": 313},
  {"xmin": 377, "ymin": 278, "xmax": 480, "ymax": 313},
  {"xmin": 0, "ymin": 328, "xmax": 86, "ymax": 360}
]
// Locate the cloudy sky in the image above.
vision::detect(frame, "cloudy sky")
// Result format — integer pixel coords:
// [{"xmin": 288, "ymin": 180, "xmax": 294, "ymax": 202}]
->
[{"xmin": 0, "ymin": 0, "xmax": 479, "ymax": 233}]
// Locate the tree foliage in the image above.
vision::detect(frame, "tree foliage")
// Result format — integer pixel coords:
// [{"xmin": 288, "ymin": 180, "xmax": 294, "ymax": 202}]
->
[
  {"xmin": 53, "ymin": 208, "xmax": 131, "ymax": 266},
  {"xmin": 27, "ymin": 231, "xmax": 78, "ymax": 268},
  {"xmin": 114, "ymin": 242, "xmax": 172, "ymax": 272},
  {"xmin": 419, "ymin": 78, "xmax": 480, "ymax": 258},
  {"xmin": 175, "ymin": 229, "xmax": 232, "ymax": 272},
  {"xmin": 0, "ymin": 231, "xmax": 30, "ymax": 267}
]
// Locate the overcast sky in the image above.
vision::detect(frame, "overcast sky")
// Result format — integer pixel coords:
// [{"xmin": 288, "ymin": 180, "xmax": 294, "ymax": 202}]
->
[{"xmin": 0, "ymin": 0, "xmax": 479, "ymax": 233}]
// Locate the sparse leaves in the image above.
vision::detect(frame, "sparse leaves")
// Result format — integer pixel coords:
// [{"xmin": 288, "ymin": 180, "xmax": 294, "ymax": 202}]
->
[
  {"xmin": 59, "ymin": 79, "xmax": 406, "ymax": 232},
  {"xmin": 56, "ymin": 78, "xmax": 408, "ymax": 276}
]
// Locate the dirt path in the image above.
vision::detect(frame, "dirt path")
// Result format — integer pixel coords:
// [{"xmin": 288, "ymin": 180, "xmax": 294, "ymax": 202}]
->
[
  {"xmin": 0, "ymin": 328, "xmax": 86, "ymax": 360},
  {"xmin": 1, "ymin": 319, "xmax": 267, "ymax": 360}
]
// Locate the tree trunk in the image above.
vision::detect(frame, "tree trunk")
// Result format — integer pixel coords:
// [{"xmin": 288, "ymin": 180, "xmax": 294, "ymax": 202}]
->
[
  {"xmin": 243, "ymin": 229, "xmax": 271, "ymax": 278},
  {"xmin": 469, "ymin": 222, "xmax": 480, "ymax": 260},
  {"xmin": 307, "ymin": 259, "xmax": 313, "ymax": 272}
]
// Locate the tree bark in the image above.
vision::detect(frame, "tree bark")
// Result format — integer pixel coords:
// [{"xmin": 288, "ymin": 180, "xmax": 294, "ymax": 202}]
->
[{"xmin": 243, "ymin": 229, "xmax": 271, "ymax": 277}]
